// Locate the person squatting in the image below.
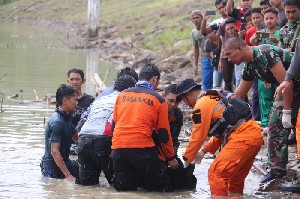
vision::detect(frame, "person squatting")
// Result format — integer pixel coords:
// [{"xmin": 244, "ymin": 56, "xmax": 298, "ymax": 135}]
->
[{"xmin": 40, "ymin": 0, "xmax": 300, "ymax": 195}]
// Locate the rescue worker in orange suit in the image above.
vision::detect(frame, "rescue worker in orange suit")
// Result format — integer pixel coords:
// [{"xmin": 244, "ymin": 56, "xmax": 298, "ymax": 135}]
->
[
  {"xmin": 177, "ymin": 79, "xmax": 263, "ymax": 197},
  {"xmin": 111, "ymin": 63, "xmax": 179, "ymax": 192}
]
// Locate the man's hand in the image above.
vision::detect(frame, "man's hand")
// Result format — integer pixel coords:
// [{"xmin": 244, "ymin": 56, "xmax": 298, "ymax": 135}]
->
[
  {"xmin": 275, "ymin": 80, "xmax": 292, "ymax": 96},
  {"xmin": 267, "ymin": 37, "xmax": 279, "ymax": 45},
  {"xmin": 65, "ymin": 173, "xmax": 76, "ymax": 182},
  {"xmin": 282, "ymin": 109, "xmax": 293, "ymax": 128},
  {"xmin": 168, "ymin": 158, "xmax": 179, "ymax": 169},
  {"xmin": 193, "ymin": 66, "xmax": 199, "ymax": 76},
  {"xmin": 238, "ymin": 30, "xmax": 246, "ymax": 38},
  {"xmin": 194, "ymin": 150, "xmax": 205, "ymax": 164},
  {"xmin": 183, "ymin": 161, "xmax": 190, "ymax": 168},
  {"xmin": 218, "ymin": 62, "xmax": 222, "ymax": 72}
]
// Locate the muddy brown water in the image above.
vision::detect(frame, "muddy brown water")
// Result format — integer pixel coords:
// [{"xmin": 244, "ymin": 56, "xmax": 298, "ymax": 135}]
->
[{"xmin": 0, "ymin": 23, "xmax": 296, "ymax": 198}]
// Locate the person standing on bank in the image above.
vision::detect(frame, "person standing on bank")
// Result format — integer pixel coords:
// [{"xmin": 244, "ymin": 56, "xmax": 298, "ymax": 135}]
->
[
  {"xmin": 177, "ymin": 79, "xmax": 263, "ymax": 196},
  {"xmin": 191, "ymin": 10, "xmax": 213, "ymax": 91},
  {"xmin": 111, "ymin": 63, "xmax": 179, "ymax": 192},
  {"xmin": 40, "ymin": 84, "xmax": 79, "ymax": 182}
]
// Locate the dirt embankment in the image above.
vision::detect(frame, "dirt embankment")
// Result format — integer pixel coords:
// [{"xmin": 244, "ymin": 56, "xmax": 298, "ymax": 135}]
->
[{"xmin": 0, "ymin": 0, "xmax": 213, "ymax": 90}]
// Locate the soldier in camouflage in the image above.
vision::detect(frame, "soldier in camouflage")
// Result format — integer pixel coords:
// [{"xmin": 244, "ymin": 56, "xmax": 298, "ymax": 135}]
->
[
  {"xmin": 223, "ymin": 36, "xmax": 295, "ymax": 184},
  {"xmin": 277, "ymin": 36, "xmax": 300, "ymax": 192},
  {"xmin": 279, "ymin": 0, "xmax": 300, "ymax": 52}
]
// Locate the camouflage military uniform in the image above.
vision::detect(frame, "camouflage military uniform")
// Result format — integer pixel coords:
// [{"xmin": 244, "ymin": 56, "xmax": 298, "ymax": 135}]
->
[
  {"xmin": 242, "ymin": 44, "xmax": 298, "ymax": 176},
  {"xmin": 279, "ymin": 18, "xmax": 300, "ymax": 52}
]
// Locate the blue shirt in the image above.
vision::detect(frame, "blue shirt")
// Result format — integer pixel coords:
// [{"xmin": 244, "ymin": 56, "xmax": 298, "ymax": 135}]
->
[{"xmin": 41, "ymin": 109, "xmax": 76, "ymax": 163}]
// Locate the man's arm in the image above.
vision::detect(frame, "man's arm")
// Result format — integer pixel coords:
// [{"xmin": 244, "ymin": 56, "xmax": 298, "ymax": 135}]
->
[
  {"xmin": 193, "ymin": 46, "xmax": 200, "ymax": 76},
  {"xmin": 286, "ymin": 38, "xmax": 300, "ymax": 81},
  {"xmin": 269, "ymin": 61, "xmax": 286, "ymax": 84},
  {"xmin": 235, "ymin": 79, "xmax": 254, "ymax": 100},
  {"xmin": 200, "ymin": 15, "xmax": 211, "ymax": 36},
  {"xmin": 226, "ymin": 0, "xmax": 234, "ymax": 15},
  {"xmin": 51, "ymin": 143, "xmax": 75, "ymax": 181},
  {"xmin": 183, "ymin": 97, "xmax": 216, "ymax": 163},
  {"xmin": 157, "ymin": 102, "xmax": 178, "ymax": 169}
]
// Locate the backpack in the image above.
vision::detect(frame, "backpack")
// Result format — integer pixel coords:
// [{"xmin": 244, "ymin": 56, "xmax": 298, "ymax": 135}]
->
[{"xmin": 199, "ymin": 90, "xmax": 252, "ymax": 139}]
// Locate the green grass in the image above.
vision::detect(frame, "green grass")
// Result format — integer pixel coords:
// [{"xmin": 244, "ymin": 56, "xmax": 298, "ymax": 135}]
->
[{"xmin": 0, "ymin": 0, "xmax": 216, "ymax": 52}]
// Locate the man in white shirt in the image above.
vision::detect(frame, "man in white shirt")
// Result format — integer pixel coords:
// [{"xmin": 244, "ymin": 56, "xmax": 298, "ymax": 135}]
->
[{"xmin": 76, "ymin": 75, "xmax": 136, "ymax": 186}]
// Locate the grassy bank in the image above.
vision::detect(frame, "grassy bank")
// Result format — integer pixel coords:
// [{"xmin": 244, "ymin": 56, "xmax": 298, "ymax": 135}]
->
[{"xmin": 0, "ymin": 0, "xmax": 215, "ymax": 53}]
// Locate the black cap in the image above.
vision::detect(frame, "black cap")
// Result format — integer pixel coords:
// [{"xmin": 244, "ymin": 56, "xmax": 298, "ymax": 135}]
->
[{"xmin": 177, "ymin": 79, "xmax": 201, "ymax": 99}]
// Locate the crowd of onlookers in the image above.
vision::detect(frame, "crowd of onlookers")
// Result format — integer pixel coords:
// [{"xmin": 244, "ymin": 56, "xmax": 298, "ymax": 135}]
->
[{"xmin": 191, "ymin": 0, "xmax": 300, "ymax": 192}]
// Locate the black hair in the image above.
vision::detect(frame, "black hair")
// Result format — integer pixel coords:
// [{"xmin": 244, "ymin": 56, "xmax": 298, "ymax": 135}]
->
[
  {"xmin": 284, "ymin": 0, "xmax": 300, "ymax": 9},
  {"xmin": 264, "ymin": 7, "xmax": 278, "ymax": 15},
  {"xmin": 223, "ymin": 36, "xmax": 247, "ymax": 50},
  {"xmin": 67, "ymin": 68, "xmax": 84, "ymax": 80},
  {"xmin": 244, "ymin": 8, "xmax": 253, "ymax": 18},
  {"xmin": 138, "ymin": 63, "xmax": 160, "ymax": 81},
  {"xmin": 117, "ymin": 67, "xmax": 138, "ymax": 81},
  {"xmin": 114, "ymin": 75, "xmax": 137, "ymax": 91},
  {"xmin": 224, "ymin": 17, "xmax": 236, "ymax": 26},
  {"xmin": 56, "ymin": 84, "xmax": 78, "ymax": 106},
  {"xmin": 164, "ymin": 84, "xmax": 177, "ymax": 95},
  {"xmin": 260, "ymin": 0, "xmax": 271, "ymax": 6},
  {"xmin": 215, "ymin": 0, "xmax": 227, "ymax": 7},
  {"xmin": 251, "ymin": 7, "xmax": 263, "ymax": 16}
]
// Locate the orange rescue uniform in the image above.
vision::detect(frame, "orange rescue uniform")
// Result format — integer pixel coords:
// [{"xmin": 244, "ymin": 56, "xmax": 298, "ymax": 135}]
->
[
  {"xmin": 183, "ymin": 94, "xmax": 263, "ymax": 196},
  {"xmin": 296, "ymin": 109, "xmax": 300, "ymax": 158},
  {"xmin": 112, "ymin": 86, "xmax": 175, "ymax": 160}
]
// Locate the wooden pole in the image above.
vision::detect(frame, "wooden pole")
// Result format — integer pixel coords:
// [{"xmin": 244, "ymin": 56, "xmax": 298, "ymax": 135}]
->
[
  {"xmin": 86, "ymin": 51, "xmax": 99, "ymax": 95},
  {"xmin": 88, "ymin": 0, "xmax": 100, "ymax": 37}
]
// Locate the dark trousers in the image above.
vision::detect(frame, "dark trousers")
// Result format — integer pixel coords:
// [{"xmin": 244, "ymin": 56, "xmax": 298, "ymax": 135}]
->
[
  {"xmin": 221, "ymin": 58, "xmax": 234, "ymax": 92},
  {"xmin": 76, "ymin": 135, "xmax": 113, "ymax": 186},
  {"xmin": 40, "ymin": 159, "xmax": 78, "ymax": 179},
  {"xmin": 111, "ymin": 147, "xmax": 172, "ymax": 192}
]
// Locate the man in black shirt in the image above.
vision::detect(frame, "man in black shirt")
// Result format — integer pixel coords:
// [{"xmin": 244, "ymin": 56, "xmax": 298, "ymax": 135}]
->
[{"xmin": 67, "ymin": 68, "xmax": 94, "ymax": 154}]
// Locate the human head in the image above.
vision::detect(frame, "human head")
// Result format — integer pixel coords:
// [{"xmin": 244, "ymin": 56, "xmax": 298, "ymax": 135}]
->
[
  {"xmin": 269, "ymin": 0, "xmax": 283, "ymax": 8},
  {"xmin": 244, "ymin": 8, "xmax": 253, "ymax": 26},
  {"xmin": 223, "ymin": 36, "xmax": 248, "ymax": 65},
  {"xmin": 176, "ymin": 79, "xmax": 202, "ymax": 108},
  {"xmin": 191, "ymin": 10, "xmax": 203, "ymax": 27},
  {"xmin": 251, "ymin": 8, "xmax": 264, "ymax": 28},
  {"xmin": 139, "ymin": 63, "xmax": 160, "ymax": 90},
  {"xmin": 162, "ymin": 84, "xmax": 179, "ymax": 111},
  {"xmin": 117, "ymin": 67, "xmax": 138, "ymax": 81},
  {"xmin": 264, "ymin": 7, "xmax": 279, "ymax": 29},
  {"xmin": 215, "ymin": 0, "xmax": 228, "ymax": 18},
  {"xmin": 114, "ymin": 75, "xmax": 137, "ymax": 92},
  {"xmin": 56, "ymin": 84, "xmax": 78, "ymax": 113},
  {"xmin": 284, "ymin": 0, "xmax": 300, "ymax": 24},
  {"xmin": 224, "ymin": 18, "xmax": 238, "ymax": 36},
  {"xmin": 239, "ymin": 0, "xmax": 253, "ymax": 10},
  {"xmin": 260, "ymin": 0, "xmax": 271, "ymax": 14},
  {"xmin": 67, "ymin": 68, "xmax": 86, "ymax": 93}
]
